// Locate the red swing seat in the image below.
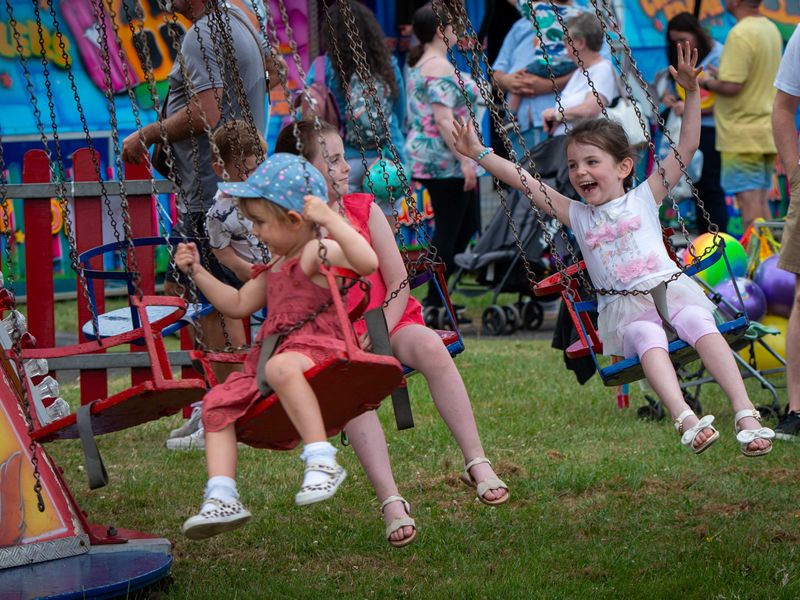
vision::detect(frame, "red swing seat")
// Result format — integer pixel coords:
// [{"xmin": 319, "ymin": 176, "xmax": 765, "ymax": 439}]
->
[
  {"xmin": 22, "ymin": 296, "xmax": 207, "ymax": 442},
  {"xmin": 192, "ymin": 267, "xmax": 404, "ymax": 451}
]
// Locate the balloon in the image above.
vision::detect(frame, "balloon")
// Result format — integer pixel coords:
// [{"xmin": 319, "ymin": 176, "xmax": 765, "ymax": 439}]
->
[
  {"xmin": 714, "ymin": 277, "xmax": 767, "ymax": 322},
  {"xmin": 738, "ymin": 314, "xmax": 787, "ymax": 373},
  {"xmin": 363, "ymin": 159, "xmax": 403, "ymax": 202},
  {"xmin": 684, "ymin": 232, "xmax": 747, "ymax": 287},
  {"xmin": 753, "ymin": 255, "xmax": 796, "ymax": 318}
]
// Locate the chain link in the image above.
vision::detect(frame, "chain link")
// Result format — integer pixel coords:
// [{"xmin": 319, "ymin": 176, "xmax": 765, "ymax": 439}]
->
[{"xmin": 0, "ymin": 130, "xmax": 45, "ymax": 512}]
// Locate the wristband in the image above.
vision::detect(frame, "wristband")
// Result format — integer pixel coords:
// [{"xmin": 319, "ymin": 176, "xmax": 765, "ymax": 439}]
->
[{"xmin": 475, "ymin": 147, "xmax": 494, "ymax": 162}]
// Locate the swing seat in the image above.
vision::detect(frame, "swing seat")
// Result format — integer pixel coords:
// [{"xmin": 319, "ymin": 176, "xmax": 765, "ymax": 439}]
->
[
  {"xmin": 22, "ymin": 296, "xmax": 206, "ymax": 442},
  {"xmin": 191, "ymin": 267, "xmax": 404, "ymax": 450},
  {"xmin": 535, "ymin": 240, "xmax": 750, "ymax": 386},
  {"xmin": 79, "ymin": 237, "xmax": 212, "ymax": 341},
  {"xmin": 234, "ymin": 350, "xmax": 403, "ymax": 450}
]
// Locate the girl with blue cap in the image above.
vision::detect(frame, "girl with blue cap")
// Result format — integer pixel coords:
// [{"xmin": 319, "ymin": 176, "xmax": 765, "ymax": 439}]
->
[{"xmin": 174, "ymin": 153, "xmax": 379, "ymax": 540}]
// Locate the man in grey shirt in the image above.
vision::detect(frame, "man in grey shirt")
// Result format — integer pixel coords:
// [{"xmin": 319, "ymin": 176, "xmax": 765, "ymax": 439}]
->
[{"xmin": 123, "ymin": 0, "xmax": 276, "ymax": 215}]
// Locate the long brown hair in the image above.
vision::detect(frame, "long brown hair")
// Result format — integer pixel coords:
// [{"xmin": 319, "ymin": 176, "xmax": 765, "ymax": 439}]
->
[
  {"xmin": 273, "ymin": 120, "xmax": 340, "ymax": 162},
  {"xmin": 321, "ymin": 3, "xmax": 398, "ymax": 98},
  {"xmin": 666, "ymin": 12, "xmax": 712, "ymax": 68}
]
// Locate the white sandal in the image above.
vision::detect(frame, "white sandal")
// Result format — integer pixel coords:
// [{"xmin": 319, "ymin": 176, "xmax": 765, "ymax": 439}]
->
[
  {"xmin": 460, "ymin": 457, "xmax": 509, "ymax": 506},
  {"xmin": 734, "ymin": 409, "xmax": 774, "ymax": 457},
  {"xmin": 295, "ymin": 462, "xmax": 347, "ymax": 506},
  {"xmin": 380, "ymin": 495, "xmax": 417, "ymax": 548},
  {"xmin": 674, "ymin": 409, "xmax": 719, "ymax": 454}
]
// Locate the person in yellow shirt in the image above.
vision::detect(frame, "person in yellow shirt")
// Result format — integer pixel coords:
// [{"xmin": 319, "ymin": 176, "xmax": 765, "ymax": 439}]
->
[{"xmin": 699, "ymin": 0, "xmax": 782, "ymax": 233}]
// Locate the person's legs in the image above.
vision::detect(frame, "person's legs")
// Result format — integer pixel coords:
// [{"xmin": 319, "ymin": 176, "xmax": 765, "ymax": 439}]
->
[
  {"xmin": 182, "ymin": 423, "xmax": 250, "ymax": 539},
  {"xmin": 345, "ymin": 411, "xmax": 415, "ymax": 544},
  {"xmin": 695, "ymin": 126, "xmax": 727, "ymax": 233},
  {"xmin": 671, "ymin": 305, "xmax": 771, "ymax": 453},
  {"xmin": 420, "ymin": 178, "xmax": 471, "ymax": 307},
  {"xmin": 721, "ymin": 152, "xmax": 772, "ymax": 233},
  {"xmin": 622, "ymin": 318, "xmax": 717, "ymax": 450},
  {"xmin": 265, "ymin": 351, "xmax": 345, "ymax": 503},
  {"xmin": 777, "ymin": 169, "xmax": 800, "ymax": 437},
  {"xmin": 391, "ymin": 325, "xmax": 507, "ymax": 502}
]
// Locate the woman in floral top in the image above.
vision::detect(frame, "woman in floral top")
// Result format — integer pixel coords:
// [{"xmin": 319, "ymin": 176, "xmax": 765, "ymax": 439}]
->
[{"xmin": 405, "ymin": 4, "xmax": 485, "ymax": 311}]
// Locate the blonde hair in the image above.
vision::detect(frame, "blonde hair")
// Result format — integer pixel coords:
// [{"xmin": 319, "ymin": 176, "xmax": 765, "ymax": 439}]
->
[
  {"xmin": 237, "ymin": 197, "xmax": 293, "ymax": 224},
  {"xmin": 212, "ymin": 120, "xmax": 266, "ymax": 173}
]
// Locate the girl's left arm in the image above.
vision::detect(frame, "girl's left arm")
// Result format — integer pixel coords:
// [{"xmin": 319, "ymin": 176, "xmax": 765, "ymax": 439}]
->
[
  {"xmin": 648, "ymin": 41, "xmax": 701, "ymax": 204},
  {"xmin": 368, "ymin": 204, "xmax": 410, "ymax": 332},
  {"xmin": 301, "ymin": 195, "xmax": 379, "ymax": 276}
]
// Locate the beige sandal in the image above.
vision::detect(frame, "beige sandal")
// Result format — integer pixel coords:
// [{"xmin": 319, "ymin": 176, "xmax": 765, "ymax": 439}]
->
[
  {"xmin": 380, "ymin": 495, "xmax": 417, "ymax": 548},
  {"xmin": 674, "ymin": 409, "xmax": 720, "ymax": 454},
  {"xmin": 460, "ymin": 457, "xmax": 509, "ymax": 506},
  {"xmin": 735, "ymin": 409, "xmax": 774, "ymax": 457}
]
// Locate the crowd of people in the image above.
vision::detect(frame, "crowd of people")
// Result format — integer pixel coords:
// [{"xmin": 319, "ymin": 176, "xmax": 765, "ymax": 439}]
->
[{"xmin": 121, "ymin": 0, "xmax": 799, "ymax": 546}]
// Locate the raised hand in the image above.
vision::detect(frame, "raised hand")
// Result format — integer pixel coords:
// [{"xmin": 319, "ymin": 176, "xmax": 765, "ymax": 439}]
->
[
  {"xmin": 174, "ymin": 242, "xmax": 201, "ymax": 274},
  {"xmin": 452, "ymin": 117, "xmax": 483, "ymax": 160},
  {"xmin": 669, "ymin": 40, "xmax": 701, "ymax": 93}
]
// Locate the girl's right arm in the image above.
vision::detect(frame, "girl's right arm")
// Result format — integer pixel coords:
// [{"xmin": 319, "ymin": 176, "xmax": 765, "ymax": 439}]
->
[
  {"xmin": 452, "ymin": 118, "xmax": 573, "ymax": 227},
  {"xmin": 174, "ymin": 242, "xmax": 267, "ymax": 319}
]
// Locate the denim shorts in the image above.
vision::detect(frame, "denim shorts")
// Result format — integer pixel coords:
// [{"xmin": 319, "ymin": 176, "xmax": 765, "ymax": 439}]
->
[{"xmin": 720, "ymin": 152, "xmax": 776, "ymax": 194}]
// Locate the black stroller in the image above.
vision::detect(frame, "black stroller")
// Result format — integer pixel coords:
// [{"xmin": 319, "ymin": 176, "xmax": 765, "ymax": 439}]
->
[
  {"xmin": 451, "ymin": 188, "xmax": 562, "ymax": 335},
  {"xmin": 451, "ymin": 136, "xmax": 579, "ymax": 335}
]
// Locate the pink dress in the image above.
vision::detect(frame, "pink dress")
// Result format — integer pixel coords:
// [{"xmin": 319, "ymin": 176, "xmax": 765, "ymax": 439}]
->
[
  {"xmin": 202, "ymin": 256, "xmax": 347, "ymax": 433},
  {"xmin": 342, "ymin": 193, "xmax": 424, "ymax": 337}
]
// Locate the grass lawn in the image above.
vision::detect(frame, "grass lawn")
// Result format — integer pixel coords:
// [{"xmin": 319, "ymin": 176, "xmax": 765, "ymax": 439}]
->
[{"xmin": 44, "ymin": 337, "xmax": 800, "ymax": 599}]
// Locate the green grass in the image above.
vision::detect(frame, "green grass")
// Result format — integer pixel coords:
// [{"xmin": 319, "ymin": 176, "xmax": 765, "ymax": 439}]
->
[{"xmin": 45, "ymin": 339, "xmax": 800, "ymax": 599}]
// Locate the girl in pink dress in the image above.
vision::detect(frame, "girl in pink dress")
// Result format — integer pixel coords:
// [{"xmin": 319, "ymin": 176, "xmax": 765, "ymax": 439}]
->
[
  {"xmin": 274, "ymin": 122, "xmax": 509, "ymax": 549},
  {"xmin": 175, "ymin": 154, "xmax": 379, "ymax": 540}
]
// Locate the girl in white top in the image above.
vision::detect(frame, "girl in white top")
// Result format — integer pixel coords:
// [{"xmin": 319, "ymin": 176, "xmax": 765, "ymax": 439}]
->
[{"xmin": 454, "ymin": 42, "xmax": 774, "ymax": 457}]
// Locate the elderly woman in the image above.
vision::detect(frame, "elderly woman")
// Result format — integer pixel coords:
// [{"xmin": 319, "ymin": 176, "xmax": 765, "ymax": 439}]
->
[{"xmin": 541, "ymin": 12, "xmax": 617, "ymax": 135}]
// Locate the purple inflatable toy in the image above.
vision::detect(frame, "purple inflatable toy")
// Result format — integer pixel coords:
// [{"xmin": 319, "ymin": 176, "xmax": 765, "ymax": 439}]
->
[
  {"xmin": 754, "ymin": 256, "xmax": 796, "ymax": 318},
  {"xmin": 714, "ymin": 277, "xmax": 767, "ymax": 321}
]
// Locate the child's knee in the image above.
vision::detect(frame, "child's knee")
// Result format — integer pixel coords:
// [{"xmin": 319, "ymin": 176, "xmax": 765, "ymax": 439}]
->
[
  {"xmin": 622, "ymin": 320, "xmax": 668, "ymax": 359},
  {"xmin": 264, "ymin": 354, "xmax": 302, "ymax": 387},
  {"xmin": 673, "ymin": 305, "xmax": 717, "ymax": 346}
]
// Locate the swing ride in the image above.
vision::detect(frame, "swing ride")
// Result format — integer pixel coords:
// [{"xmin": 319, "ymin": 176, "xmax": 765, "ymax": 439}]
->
[{"xmin": 0, "ymin": 0, "xmax": 772, "ymax": 596}]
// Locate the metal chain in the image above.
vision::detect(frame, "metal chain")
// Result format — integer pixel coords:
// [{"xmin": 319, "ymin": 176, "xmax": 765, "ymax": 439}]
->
[
  {"xmin": 0, "ymin": 134, "xmax": 45, "ymax": 512},
  {"xmin": 435, "ymin": 0, "xmax": 587, "ymax": 296},
  {"xmin": 10, "ymin": 1, "xmax": 100, "ymax": 330},
  {"xmin": 88, "ymin": 0, "xmax": 144, "ymax": 297}
]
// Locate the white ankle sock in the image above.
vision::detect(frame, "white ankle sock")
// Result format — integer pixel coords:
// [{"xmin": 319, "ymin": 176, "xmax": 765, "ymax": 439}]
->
[
  {"xmin": 203, "ymin": 475, "xmax": 238, "ymax": 512},
  {"xmin": 300, "ymin": 442, "xmax": 337, "ymax": 488}
]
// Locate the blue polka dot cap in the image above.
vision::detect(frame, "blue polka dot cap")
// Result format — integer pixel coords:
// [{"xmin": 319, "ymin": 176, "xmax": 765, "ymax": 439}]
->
[{"xmin": 217, "ymin": 153, "xmax": 328, "ymax": 214}]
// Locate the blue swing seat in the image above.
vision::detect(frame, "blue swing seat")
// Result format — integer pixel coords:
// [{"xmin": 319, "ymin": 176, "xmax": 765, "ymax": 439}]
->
[{"xmin": 78, "ymin": 237, "xmax": 212, "ymax": 342}]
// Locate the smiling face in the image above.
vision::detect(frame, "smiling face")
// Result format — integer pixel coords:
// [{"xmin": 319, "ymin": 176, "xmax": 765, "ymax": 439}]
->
[
  {"xmin": 310, "ymin": 131, "xmax": 351, "ymax": 204},
  {"xmin": 566, "ymin": 141, "xmax": 633, "ymax": 206}
]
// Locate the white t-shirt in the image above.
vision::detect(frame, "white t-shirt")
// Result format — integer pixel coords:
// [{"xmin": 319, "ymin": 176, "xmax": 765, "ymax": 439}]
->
[
  {"xmin": 568, "ymin": 183, "xmax": 678, "ymax": 313},
  {"xmin": 205, "ymin": 191, "xmax": 266, "ymax": 264},
  {"xmin": 774, "ymin": 24, "xmax": 800, "ymax": 97},
  {"xmin": 553, "ymin": 59, "xmax": 617, "ymax": 136},
  {"xmin": 775, "ymin": 24, "xmax": 800, "ymax": 167}
]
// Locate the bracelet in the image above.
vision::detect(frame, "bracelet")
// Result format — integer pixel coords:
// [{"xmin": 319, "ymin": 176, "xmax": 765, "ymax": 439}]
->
[{"xmin": 475, "ymin": 147, "xmax": 494, "ymax": 162}]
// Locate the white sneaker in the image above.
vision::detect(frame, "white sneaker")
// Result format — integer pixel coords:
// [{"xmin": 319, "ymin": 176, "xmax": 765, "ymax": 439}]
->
[
  {"xmin": 295, "ymin": 462, "xmax": 347, "ymax": 506},
  {"xmin": 168, "ymin": 407, "xmax": 202, "ymax": 439},
  {"xmin": 166, "ymin": 426, "xmax": 205, "ymax": 450},
  {"xmin": 182, "ymin": 498, "xmax": 252, "ymax": 540}
]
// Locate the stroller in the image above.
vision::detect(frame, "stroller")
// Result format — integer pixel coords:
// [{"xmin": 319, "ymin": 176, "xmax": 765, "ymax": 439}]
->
[
  {"xmin": 451, "ymin": 188, "xmax": 563, "ymax": 335},
  {"xmin": 451, "ymin": 136, "xmax": 579, "ymax": 335}
]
